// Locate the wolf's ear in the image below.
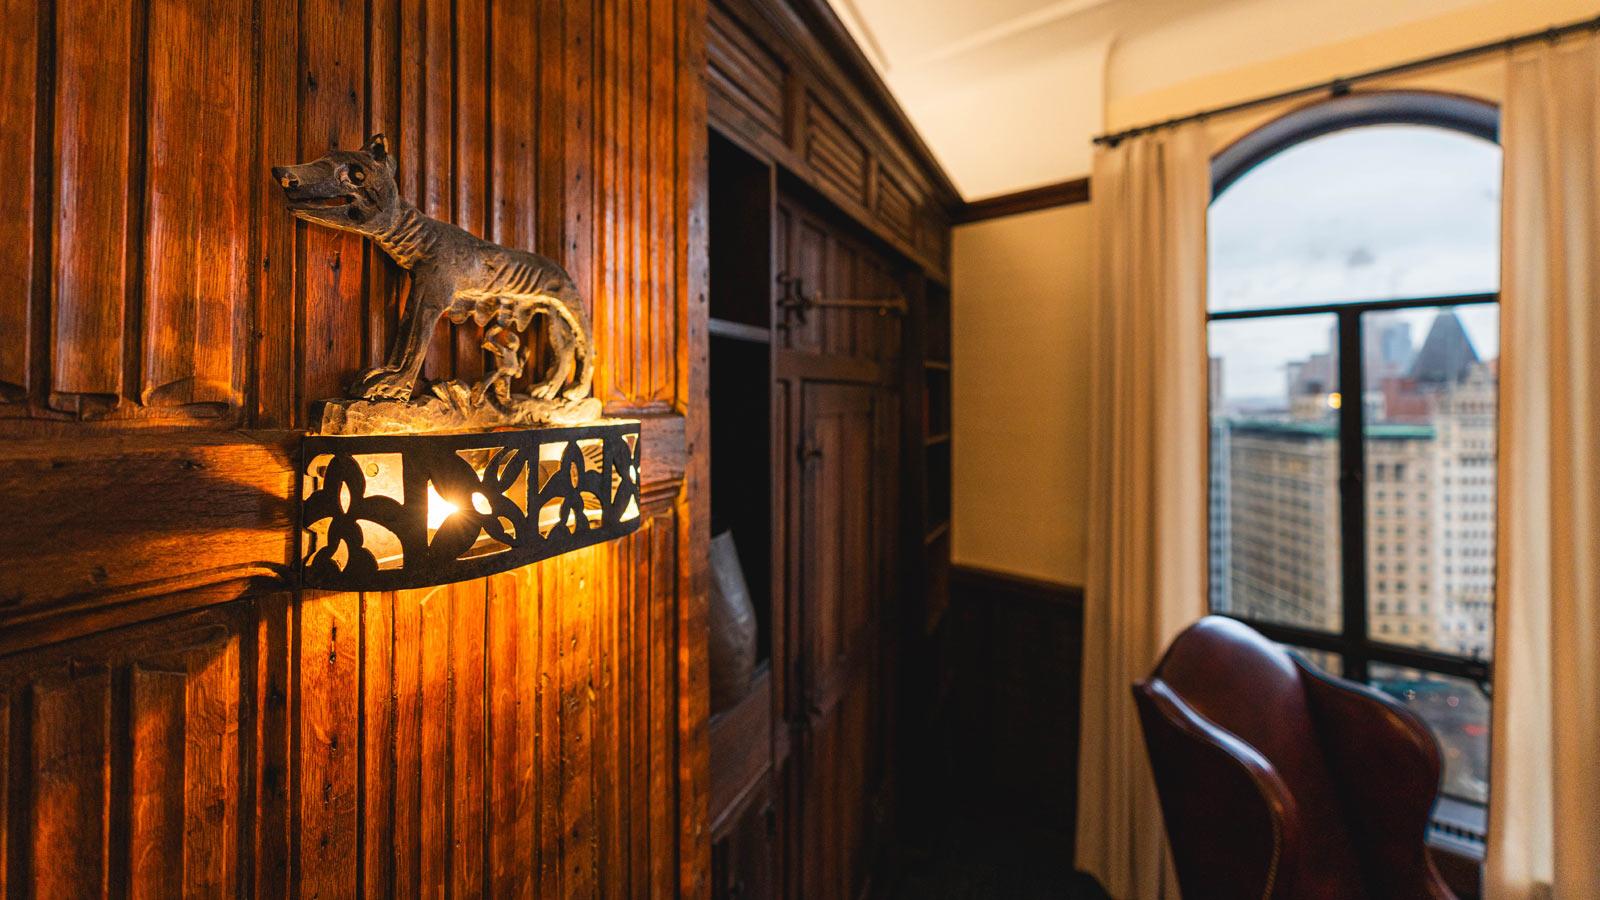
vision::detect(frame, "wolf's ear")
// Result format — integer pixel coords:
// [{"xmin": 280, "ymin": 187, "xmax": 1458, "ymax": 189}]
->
[{"xmin": 363, "ymin": 133, "xmax": 392, "ymax": 168}]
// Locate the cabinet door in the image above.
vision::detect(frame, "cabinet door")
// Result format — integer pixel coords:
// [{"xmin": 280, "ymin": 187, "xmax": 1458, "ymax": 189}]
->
[
  {"xmin": 796, "ymin": 381, "xmax": 885, "ymax": 900},
  {"xmin": 711, "ymin": 782, "xmax": 780, "ymax": 900}
]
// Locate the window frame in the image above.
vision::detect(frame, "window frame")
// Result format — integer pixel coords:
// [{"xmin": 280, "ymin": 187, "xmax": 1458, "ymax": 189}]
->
[{"xmin": 1205, "ymin": 93, "xmax": 1500, "ymax": 806}]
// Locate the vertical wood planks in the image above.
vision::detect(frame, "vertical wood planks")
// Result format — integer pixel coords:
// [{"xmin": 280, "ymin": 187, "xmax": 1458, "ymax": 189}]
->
[
  {"xmin": 486, "ymin": 568, "xmax": 537, "ymax": 898},
  {"xmin": 452, "ymin": 0, "xmax": 490, "ymax": 385},
  {"xmin": 448, "ymin": 579, "xmax": 486, "ymax": 898},
  {"xmin": 31, "ymin": 674, "xmax": 111, "ymax": 898},
  {"xmin": 390, "ymin": 585, "xmax": 425, "ymax": 897},
  {"xmin": 182, "ymin": 635, "xmax": 242, "ymax": 897},
  {"xmin": 298, "ymin": 590, "xmax": 360, "ymax": 899},
  {"xmin": 418, "ymin": 0, "xmax": 454, "ymax": 383},
  {"xmin": 365, "ymin": 0, "xmax": 404, "ymax": 371},
  {"xmin": 50, "ymin": 0, "xmax": 134, "ymax": 410},
  {"xmin": 256, "ymin": 0, "xmax": 300, "ymax": 428},
  {"xmin": 299, "ymin": 0, "xmax": 367, "ymax": 414},
  {"xmin": 129, "ymin": 668, "xmax": 186, "ymax": 900},
  {"xmin": 141, "ymin": 0, "xmax": 252, "ymax": 409},
  {"xmin": 360, "ymin": 592, "xmax": 394, "ymax": 898},
  {"xmin": 0, "ymin": 0, "xmax": 36, "ymax": 402}
]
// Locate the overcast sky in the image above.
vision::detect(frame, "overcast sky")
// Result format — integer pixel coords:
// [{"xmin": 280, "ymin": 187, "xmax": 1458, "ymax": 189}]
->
[{"xmin": 1207, "ymin": 124, "xmax": 1502, "ymax": 408}]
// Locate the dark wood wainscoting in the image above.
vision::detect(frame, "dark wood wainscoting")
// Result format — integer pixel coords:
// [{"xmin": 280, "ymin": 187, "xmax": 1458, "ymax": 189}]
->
[{"xmin": 946, "ymin": 566, "xmax": 1085, "ymax": 846}]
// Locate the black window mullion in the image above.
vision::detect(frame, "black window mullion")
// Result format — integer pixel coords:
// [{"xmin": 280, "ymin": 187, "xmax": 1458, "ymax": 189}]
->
[
  {"xmin": 1206, "ymin": 293, "xmax": 1501, "ymax": 686},
  {"xmin": 1337, "ymin": 309, "xmax": 1370, "ymax": 683}
]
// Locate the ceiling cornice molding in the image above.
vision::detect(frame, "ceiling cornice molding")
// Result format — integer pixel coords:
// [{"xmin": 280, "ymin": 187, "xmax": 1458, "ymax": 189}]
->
[{"xmin": 953, "ymin": 177, "xmax": 1092, "ymax": 224}]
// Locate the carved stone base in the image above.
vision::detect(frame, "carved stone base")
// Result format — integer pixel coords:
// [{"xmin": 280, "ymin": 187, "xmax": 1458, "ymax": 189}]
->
[{"xmin": 315, "ymin": 379, "xmax": 604, "ymax": 436}]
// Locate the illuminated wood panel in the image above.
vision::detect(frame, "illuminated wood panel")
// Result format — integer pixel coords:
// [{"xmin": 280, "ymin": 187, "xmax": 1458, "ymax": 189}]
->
[{"xmin": 0, "ymin": 0, "xmax": 711, "ymax": 897}]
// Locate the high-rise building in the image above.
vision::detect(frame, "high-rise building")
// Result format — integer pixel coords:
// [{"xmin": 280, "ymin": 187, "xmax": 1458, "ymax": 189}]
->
[{"xmin": 1214, "ymin": 310, "xmax": 1496, "ymax": 660}]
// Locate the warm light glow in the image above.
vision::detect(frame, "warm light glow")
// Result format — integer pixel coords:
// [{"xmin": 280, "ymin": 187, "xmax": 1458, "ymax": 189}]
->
[
  {"xmin": 426, "ymin": 483, "xmax": 459, "ymax": 530},
  {"xmin": 1327, "ymin": 392, "xmax": 1342, "ymax": 410}
]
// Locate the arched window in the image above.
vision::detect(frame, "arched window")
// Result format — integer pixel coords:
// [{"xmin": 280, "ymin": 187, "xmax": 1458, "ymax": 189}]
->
[{"xmin": 1205, "ymin": 93, "xmax": 1499, "ymax": 837}]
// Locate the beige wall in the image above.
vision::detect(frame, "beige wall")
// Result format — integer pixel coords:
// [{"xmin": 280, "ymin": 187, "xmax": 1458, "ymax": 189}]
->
[
  {"xmin": 948, "ymin": 0, "xmax": 1593, "ymax": 586},
  {"xmin": 950, "ymin": 203, "xmax": 1093, "ymax": 584}
]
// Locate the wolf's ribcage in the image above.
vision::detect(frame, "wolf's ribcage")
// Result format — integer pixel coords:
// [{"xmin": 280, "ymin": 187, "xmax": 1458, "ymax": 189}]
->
[{"xmin": 450, "ymin": 256, "xmax": 586, "ymax": 339}]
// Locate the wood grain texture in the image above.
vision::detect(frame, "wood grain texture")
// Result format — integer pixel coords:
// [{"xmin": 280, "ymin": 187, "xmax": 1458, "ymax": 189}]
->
[
  {"xmin": 0, "ymin": 0, "xmax": 36, "ymax": 403},
  {"xmin": 0, "ymin": 0, "xmax": 714, "ymax": 895},
  {"xmin": 50, "ymin": 0, "xmax": 134, "ymax": 412},
  {"xmin": 141, "ymin": 0, "xmax": 252, "ymax": 410}
]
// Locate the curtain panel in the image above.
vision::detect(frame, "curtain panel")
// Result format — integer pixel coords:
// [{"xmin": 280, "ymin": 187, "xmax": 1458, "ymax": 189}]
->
[
  {"xmin": 1488, "ymin": 32, "xmax": 1600, "ymax": 900},
  {"xmin": 1074, "ymin": 123, "xmax": 1210, "ymax": 900}
]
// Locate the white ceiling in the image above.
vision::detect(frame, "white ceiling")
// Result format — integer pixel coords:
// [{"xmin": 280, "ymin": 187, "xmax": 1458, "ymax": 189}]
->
[{"xmin": 827, "ymin": 0, "xmax": 1494, "ymax": 200}]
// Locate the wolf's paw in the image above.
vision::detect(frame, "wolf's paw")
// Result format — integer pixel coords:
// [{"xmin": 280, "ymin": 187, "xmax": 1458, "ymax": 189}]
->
[{"xmin": 350, "ymin": 366, "xmax": 415, "ymax": 401}]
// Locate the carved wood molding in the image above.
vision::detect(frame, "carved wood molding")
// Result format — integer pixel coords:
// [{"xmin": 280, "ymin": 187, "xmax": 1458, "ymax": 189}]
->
[{"xmin": 0, "ymin": 414, "xmax": 689, "ymax": 641}]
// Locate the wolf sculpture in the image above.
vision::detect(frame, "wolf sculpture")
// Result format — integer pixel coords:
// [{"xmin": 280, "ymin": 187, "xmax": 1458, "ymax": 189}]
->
[{"xmin": 272, "ymin": 134, "xmax": 593, "ymax": 413}]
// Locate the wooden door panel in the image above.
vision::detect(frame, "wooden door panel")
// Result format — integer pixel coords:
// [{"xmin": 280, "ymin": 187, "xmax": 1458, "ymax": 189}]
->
[
  {"xmin": 801, "ymin": 382, "xmax": 876, "ymax": 707},
  {"xmin": 799, "ymin": 674, "xmax": 874, "ymax": 900},
  {"xmin": 776, "ymin": 196, "xmax": 899, "ymax": 364}
]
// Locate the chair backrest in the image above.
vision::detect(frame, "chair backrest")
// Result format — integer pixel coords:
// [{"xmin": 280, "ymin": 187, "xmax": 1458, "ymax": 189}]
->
[{"xmin": 1135, "ymin": 617, "xmax": 1369, "ymax": 900}]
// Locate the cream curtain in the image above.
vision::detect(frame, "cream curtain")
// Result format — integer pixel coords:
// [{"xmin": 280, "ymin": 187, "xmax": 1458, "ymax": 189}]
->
[
  {"xmin": 1489, "ymin": 33, "xmax": 1600, "ymax": 900},
  {"xmin": 1074, "ymin": 123, "xmax": 1210, "ymax": 900}
]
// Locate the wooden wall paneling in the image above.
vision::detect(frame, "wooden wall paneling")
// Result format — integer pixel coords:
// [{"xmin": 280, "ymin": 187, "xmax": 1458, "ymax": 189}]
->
[
  {"xmin": 364, "ymin": 0, "xmax": 404, "ymax": 374},
  {"xmin": 0, "ymin": 432, "xmax": 295, "ymax": 632},
  {"xmin": 30, "ymin": 670, "xmax": 112, "ymax": 896},
  {"xmin": 451, "ymin": 0, "xmax": 490, "ymax": 389},
  {"xmin": 484, "ymin": 569, "xmax": 535, "ymax": 898},
  {"xmin": 706, "ymin": 0, "xmax": 958, "ymax": 281},
  {"xmin": 257, "ymin": 0, "xmax": 299, "ymax": 429},
  {"xmin": 559, "ymin": 545, "xmax": 600, "ymax": 898},
  {"xmin": 388, "ymin": 585, "xmax": 426, "ymax": 897},
  {"xmin": 657, "ymin": 507, "xmax": 695, "ymax": 898},
  {"xmin": 141, "ymin": 0, "xmax": 252, "ymax": 413},
  {"xmin": 359, "ymin": 589, "xmax": 395, "ymax": 899},
  {"xmin": 50, "ymin": 0, "xmax": 135, "ymax": 415},
  {"xmin": 705, "ymin": 2, "xmax": 786, "ymax": 146},
  {"xmin": 298, "ymin": 0, "xmax": 368, "ymax": 419},
  {"xmin": 255, "ymin": 592, "xmax": 291, "ymax": 899},
  {"xmin": 2, "ymin": 0, "xmax": 708, "ymax": 895},
  {"xmin": 946, "ymin": 567, "xmax": 1085, "ymax": 842},
  {"xmin": 677, "ymin": 0, "xmax": 712, "ymax": 873},
  {"xmin": 0, "ymin": 601, "xmax": 261, "ymax": 900},
  {"xmin": 0, "ymin": 0, "xmax": 36, "ymax": 405},
  {"xmin": 412, "ymin": 0, "xmax": 454, "ymax": 386},
  {"xmin": 800, "ymin": 93, "xmax": 868, "ymax": 211},
  {"xmin": 296, "ymin": 589, "xmax": 360, "ymax": 897}
]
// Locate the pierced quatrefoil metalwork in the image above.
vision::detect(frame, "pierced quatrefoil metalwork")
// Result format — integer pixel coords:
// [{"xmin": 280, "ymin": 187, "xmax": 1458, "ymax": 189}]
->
[{"xmin": 299, "ymin": 421, "xmax": 643, "ymax": 591}]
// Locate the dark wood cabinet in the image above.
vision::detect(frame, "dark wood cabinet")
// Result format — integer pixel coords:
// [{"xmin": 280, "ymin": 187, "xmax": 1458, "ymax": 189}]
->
[{"xmin": 703, "ymin": 3, "xmax": 955, "ymax": 897}]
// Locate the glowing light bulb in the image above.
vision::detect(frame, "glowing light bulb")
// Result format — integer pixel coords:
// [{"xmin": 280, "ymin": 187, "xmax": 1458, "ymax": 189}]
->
[{"xmin": 426, "ymin": 483, "xmax": 458, "ymax": 530}]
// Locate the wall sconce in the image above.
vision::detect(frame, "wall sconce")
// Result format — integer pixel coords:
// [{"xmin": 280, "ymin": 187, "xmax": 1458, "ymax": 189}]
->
[
  {"xmin": 273, "ymin": 135, "xmax": 644, "ymax": 591},
  {"xmin": 300, "ymin": 423, "xmax": 642, "ymax": 591}
]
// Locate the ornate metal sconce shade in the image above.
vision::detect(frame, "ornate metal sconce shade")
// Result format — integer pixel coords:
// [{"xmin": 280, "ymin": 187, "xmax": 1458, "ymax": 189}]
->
[{"xmin": 300, "ymin": 422, "xmax": 643, "ymax": 591}]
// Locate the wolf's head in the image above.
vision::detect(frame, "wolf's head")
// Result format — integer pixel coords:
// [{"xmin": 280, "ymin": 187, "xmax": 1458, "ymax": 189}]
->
[{"xmin": 272, "ymin": 134, "xmax": 399, "ymax": 232}]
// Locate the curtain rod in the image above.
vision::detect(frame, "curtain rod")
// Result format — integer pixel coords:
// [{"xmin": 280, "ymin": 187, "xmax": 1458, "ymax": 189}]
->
[{"xmin": 1092, "ymin": 11, "xmax": 1600, "ymax": 147}]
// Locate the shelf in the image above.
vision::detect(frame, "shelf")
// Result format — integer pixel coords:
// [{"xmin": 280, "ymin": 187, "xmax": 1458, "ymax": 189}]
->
[
  {"xmin": 924, "ymin": 520, "xmax": 950, "ymax": 544},
  {"xmin": 710, "ymin": 317, "xmax": 772, "ymax": 344},
  {"xmin": 923, "ymin": 360, "xmax": 950, "ymax": 371},
  {"xmin": 925, "ymin": 432, "xmax": 950, "ymax": 447}
]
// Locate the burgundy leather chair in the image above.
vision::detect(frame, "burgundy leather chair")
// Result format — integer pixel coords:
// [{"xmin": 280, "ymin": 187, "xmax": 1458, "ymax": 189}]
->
[{"xmin": 1133, "ymin": 616, "xmax": 1456, "ymax": 900}]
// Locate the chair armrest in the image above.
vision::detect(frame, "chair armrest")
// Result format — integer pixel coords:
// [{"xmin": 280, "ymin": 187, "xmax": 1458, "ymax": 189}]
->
[
  {"xmin": 1133, "ymin": 678, "xmax": 1301, "ymax": 900},
  {"xmin": 1296, "ymin": 660, "xmax": 1458, "ymax": 900}
]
